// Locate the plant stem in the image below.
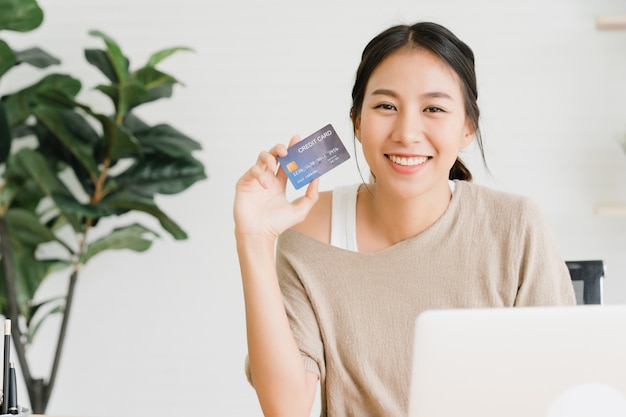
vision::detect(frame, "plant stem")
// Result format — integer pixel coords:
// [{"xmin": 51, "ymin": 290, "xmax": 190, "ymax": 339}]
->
[{"xmin": 43, "ymin": 268, "xmax": 78, "ymax": 410}]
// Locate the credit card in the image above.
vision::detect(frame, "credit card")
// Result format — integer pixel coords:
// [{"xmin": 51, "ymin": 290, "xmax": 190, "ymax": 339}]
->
[{"xmin": 278, "ymin": 124, "xmax": 351, "ymax": 189}]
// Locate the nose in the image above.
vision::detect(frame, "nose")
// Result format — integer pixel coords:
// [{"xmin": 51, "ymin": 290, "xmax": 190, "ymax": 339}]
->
[{"xmin": 391, "ymin": 110, "xmax": 423, "ymax": 145}]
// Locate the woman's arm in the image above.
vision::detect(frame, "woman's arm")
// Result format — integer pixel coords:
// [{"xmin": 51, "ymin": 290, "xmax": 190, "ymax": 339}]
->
[
  {"xmin": 237, "ymin": 235, "xmax": 319, "ymax": 416},
  {"xmin": 234, "ymin": 139, "xmax": 319, "ymax": 416}
]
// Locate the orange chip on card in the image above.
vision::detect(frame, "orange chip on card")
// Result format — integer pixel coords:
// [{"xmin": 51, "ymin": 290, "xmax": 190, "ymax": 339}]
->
[{"xmin": 286, "ymin": 161, "xmax": 299, "ymax": 173}]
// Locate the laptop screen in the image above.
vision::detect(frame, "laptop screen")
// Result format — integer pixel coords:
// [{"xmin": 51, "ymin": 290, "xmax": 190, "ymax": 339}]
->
[{"xmin": 408, "ymin": 305, "xmax": 626, "ymax": 417}]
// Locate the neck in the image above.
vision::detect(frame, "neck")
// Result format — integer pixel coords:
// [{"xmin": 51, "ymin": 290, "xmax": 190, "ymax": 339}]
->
[{"xmin": 357, "ymin": 180, "xmax": 453, "ymax": 251}]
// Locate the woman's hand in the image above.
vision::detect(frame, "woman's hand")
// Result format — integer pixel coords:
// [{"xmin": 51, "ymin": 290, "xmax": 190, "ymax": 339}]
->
[{"xmin": 234, "ymin": 136, "xmax": 319, "ymax": 241}]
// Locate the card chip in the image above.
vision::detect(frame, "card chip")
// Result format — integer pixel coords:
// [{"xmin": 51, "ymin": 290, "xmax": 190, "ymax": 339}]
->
[{"xmin": 286, "ymin": 161, "xmax": 298, "ymax": 172}]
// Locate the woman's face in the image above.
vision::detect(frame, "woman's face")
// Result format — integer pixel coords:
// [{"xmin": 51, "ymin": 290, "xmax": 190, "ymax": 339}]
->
[{"xmin": 355, "ymin": 46, "xmax": 474, "ymax": 198}]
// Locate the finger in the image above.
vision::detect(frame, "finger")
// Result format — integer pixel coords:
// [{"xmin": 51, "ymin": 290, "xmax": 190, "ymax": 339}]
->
[
  {"xmin": 269, "ymin": 135, "xmax": 301, "ymax": 159},
  {"xmin": 256, "ymin": 151, "xmax": 278, "ymax": 173},
  {"xmin": 265, "ymin": 134, "xmax": 302, "ymax": 163},
  {"xmin": 245, "ymin": 164, "xmax": 273, "ymax": 189},
  {"xmin": 268, "ymin": 141, "xmax": 290, "ymax": 158},
  {"xmin": 275, "ymin": 135, "xmax": 301, "ymax": 178},
  {"xmin": 304, "ymin": 178, "xmax": 320, "ymax": 201},
  {"xmin": 276, "ymin": 161, "xmax": 290, "ymax": 193},
  {"xmin": 268, "ymin": 135, "xmax": 302, "ymax": 190},
  {"xmin": 276, "ymin": 163, "xmax": 288, "ymax": 183},
  {"xmin": 266, "ymin": 140, "xmax": 292, "ymax": 177}
]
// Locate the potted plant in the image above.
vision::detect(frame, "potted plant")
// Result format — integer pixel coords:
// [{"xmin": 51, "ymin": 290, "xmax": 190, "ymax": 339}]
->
[{"xmin": 0, "ymin": 0, "xmax": 206, "ymax": 413}]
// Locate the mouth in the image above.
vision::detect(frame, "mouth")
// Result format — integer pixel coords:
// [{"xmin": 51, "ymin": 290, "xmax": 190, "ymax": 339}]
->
[{"xmin": 385, "ymin": 154, "xmax": 431, "ymax": 167}]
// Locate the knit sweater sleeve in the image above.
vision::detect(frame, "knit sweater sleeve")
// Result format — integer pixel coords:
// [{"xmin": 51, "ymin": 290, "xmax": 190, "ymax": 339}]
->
[
  {"xmin": 513, "ymin": 198, "xmax": 576, "ymax": 306},
  {"xmin": 274, "ymin": 231, "xmax": 325, "ymax": 378}
]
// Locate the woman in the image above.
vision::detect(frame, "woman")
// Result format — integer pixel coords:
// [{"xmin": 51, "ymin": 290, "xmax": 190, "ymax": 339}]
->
[{"xmin": 234, "ymin": 21, "xmax": 575, "ymax": 417}]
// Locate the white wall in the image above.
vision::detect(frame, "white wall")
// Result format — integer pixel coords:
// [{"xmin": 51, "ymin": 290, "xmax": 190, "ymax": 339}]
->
[{"xmin": 3, "ymin": 0, "xmax": 626, "ymax": 416}]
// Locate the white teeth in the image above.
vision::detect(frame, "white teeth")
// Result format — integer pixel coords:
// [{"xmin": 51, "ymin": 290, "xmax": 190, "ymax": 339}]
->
[{"xmin": 388, "ymin": 155, "xmax": 428, "ymax": 166}]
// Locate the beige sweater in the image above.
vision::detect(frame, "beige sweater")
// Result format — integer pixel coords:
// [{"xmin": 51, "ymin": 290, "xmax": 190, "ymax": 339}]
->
[
  {"xmin": 270, "ymin": 181, "xmax": 575, "ymax": 417},
  {"xmin": 256, "ymin": 182, "xmax": 575, "ymax": 417}
]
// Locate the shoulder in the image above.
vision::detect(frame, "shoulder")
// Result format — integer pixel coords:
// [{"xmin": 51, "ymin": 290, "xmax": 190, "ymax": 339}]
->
[
  {"xmin": 456, "ymin": 180, "xmax": 536, "ymax": 210},
  {"xmin": 454, "ymin": 180, "xmax": 544, "ymax": 225},
  {"xmin": 291, "ymin": 189, "xmax": 333, "ymax": 243}
]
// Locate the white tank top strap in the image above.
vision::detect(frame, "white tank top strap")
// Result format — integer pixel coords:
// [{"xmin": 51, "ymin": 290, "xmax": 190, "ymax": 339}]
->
[
  {"xmin": 330, "ymin": 183, "xmax": 360, "ymax": 252},
  {"xmin": 330, "ymin": 180, "xmax": 456, "ymax": 252}
]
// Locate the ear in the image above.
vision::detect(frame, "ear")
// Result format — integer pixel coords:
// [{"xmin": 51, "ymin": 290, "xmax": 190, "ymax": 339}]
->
[
  {"xmin": 460, "ymin": 119, "xmax": 475, "ymax": 149},
  {"xmin": 354, "ymin": 114, "xmax": 362, "ymax": 143}
]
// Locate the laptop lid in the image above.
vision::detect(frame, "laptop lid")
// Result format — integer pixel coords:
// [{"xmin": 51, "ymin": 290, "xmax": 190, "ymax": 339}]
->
[{"xmin": 408, "ymin": 305, "xmax": 626, "ymax": 417}]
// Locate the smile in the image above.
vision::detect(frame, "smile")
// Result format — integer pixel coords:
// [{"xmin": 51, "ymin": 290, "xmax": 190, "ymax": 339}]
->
[{"xmin": 386, "ymin": 154, "xmax": 430, "ymax": 166}]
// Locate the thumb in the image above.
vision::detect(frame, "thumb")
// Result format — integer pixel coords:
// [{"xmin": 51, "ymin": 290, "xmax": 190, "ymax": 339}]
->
[{"xmin": 290, "ymin": 179, "xmax": 320, "ymax": 223}]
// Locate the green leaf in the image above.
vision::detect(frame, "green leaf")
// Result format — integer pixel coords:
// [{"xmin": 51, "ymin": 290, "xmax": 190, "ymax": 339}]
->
[
  {"xmin": 32, "ymin": 107, "xmax": 100, "ymax": 176},
  {"xmin": 51, "ymin": 192, "xmax": 119, "ymax": 218},
  {"xmin": 88, "ymin": 30, "xmax": 128, "ymax": 84},
  {"xmin": 92, "ymin": 113, "xmax": 141, "ymax": 162},
  {"xmin": 8, "ymin": 123, "xmax": 33, "ymax": 140},
  {"xmin": 13, "ymin": 255, "xmax": 70, "ymax": 318},
  {"xmin": 26, "ymin": 295, "xmax": 64, "ymax": 326},
  {"xmin": 0, "ymin": 177, "xmax": 18, "ymax": 211},
  {"xmin": 25, "ymin": 299, "xmax": 64, "ymax": 345},
  {"xmin": 85, "ymin": 48, "xmax": 120, "ymax": 83},
  {"xmin": 0, "ymin": 101, "xmax": 10, "ymax": 164},
  {"xmin": 34, "ymin": 121, "xmax": 98, "ymax": 196},
  {"xmin": 1, "ymin": 237, "xmax": 70, "ymax": 320},
  {"xmin": 79, "ymin": 223, "xmax": 159, "ymax": 264},
  {"xmin": 11, "ymin": 148, "xmax": 83, "ymax": 232},
  {"xmin": 115, "ymin": 154, "xmax": 206, "ymax": 196},
  {"xmin": 2, "ymin": 175, "xmax": 43, "ymax": 213},
  {"xmin": 4, "ymin": 73, "xmax": 82, "ymax": 128},
  {"xmin": 4, "ymin": 208, "xmax": 72, "ymax": 253},
  {"xmin": 122, "ymin": 112, "xmax": 150, "ymax": 134},
  {"xmin": 118, "ymin": 82, "xmax": 147, "ymax": 116},
  {"xmin": 15, "ymin": 47, "xmax": 61, "ymax": 69},
  {"xmin": 34, "ymin": 87, "xmax": 89, "ymax": 112},
  {"xmin": 95, "ymin": 83, "xmax": 145, "ymax": 118},
  {"xmin": 46, "ymin": 107, "xmax": 100, "ymax": 143},
  {"xmin": 129, "ymin": 68, "xmax": 176, "ymax": 108},
  {"xmin": 133, "ymin": 123, "xmax": 202, "ymax": 158},
  {"xmin": 37, "ymin": 73, "xmax": 82, "ymax": 97},
  {"xmin": 94, "ymin": 83, "xmax": 118, "ymax": 103},
  {"xmin": 101, "ymin": 191, "xmax": 187, "ymax": 240},
  {"xmin": 0, "ymin": 0, "xmax": 43, "ymax": 32},
  {"xmin": 145, "ymin": 46, "xmax": 193, "ymax": 68},
  {"xmin": 0, "ymin": 39, "xmax": 17, "ymax": 78}
]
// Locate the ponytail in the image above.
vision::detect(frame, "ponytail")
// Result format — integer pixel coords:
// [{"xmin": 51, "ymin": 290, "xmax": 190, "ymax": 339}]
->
[{"xmin": 449, "ymin": 158, "xmax": 472, "ymax": 181}]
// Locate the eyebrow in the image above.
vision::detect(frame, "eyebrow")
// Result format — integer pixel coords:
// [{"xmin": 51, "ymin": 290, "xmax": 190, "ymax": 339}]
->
[{"xmin": 370, "ymin": 89, "xmax": 453, "ymax": 100}]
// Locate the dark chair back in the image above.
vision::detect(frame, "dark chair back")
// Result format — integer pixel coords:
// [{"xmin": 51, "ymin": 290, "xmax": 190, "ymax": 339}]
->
[{"xmin": 566, "ymin": 260, "xmax": 604, "ymax": 305}]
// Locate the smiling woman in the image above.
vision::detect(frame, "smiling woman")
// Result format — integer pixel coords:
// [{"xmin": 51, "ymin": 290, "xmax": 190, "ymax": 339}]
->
[{"xmin": 233, "ymin": 21, "xmax": 576, "ymax": 417}]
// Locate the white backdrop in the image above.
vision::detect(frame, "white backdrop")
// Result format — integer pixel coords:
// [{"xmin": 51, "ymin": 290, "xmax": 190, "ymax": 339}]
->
[{"xmin": 2, "ymin": 0, "xmax": 626, "ymax": 416}]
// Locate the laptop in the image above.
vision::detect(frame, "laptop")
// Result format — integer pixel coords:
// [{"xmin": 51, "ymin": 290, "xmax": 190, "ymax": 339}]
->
[{"xmin": 408, "ymin": 305, "xmax": 626, "ymax": 417}]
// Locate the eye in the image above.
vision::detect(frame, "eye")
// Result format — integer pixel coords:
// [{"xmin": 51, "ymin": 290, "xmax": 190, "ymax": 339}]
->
[
  {"xmin": 424, "ymin": 106, "xmax": 444, "ymax": 113},
  {"xmin": 374, "ymin": 103, "xmax": 397, "ymax": 111}
]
